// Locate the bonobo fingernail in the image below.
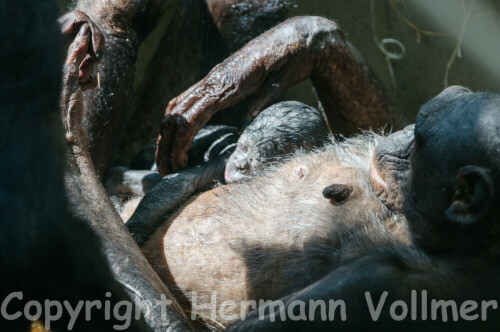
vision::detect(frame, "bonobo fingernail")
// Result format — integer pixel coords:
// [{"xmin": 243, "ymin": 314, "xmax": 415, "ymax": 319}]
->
[{"xmin": 323, "ymin": 184, "xmax": 353, "ymax": 205}]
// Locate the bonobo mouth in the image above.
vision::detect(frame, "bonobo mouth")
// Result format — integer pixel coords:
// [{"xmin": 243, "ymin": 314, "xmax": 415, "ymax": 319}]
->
[
  {"xmin": 369, "ymin": 125, "xmax": 415, "ymax": 212},
  {"xmin": 224, "ymin": 164, "xmax": 250, "ymax": 183}
]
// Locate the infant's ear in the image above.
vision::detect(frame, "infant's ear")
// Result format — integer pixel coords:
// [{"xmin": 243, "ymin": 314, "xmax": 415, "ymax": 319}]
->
[
  {"xmin": 445, "ymin": 166, "xmax": 493, "ymax": 225},
  {"xmin": 323, "ymin": 184, "xmax": 353, "ymax": 206}
]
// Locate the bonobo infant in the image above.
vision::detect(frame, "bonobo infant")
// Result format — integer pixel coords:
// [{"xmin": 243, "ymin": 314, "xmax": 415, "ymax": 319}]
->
[
  {"xmin": 106, "ymin": 101, "xmax": 330, "ymax": 244},
  {"xmin": 225, "ymin": 101, "xmax": 330, "ymax": 183}
]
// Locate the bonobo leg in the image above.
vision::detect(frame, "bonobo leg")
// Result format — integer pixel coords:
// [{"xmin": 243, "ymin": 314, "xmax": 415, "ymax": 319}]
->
[
  {"xmin": 68, "ymin": 0, "xmax": 164, "ymax": 178},
  {"xmin": 61, "ymin": 13, "xmax": 192, "ymax": 332},
  {"xmin": 156, "ymin": 16, "xmax": 405, "ymax": 175},
  {"xmin": 117, "ymin": 0, "xmax": 292, "ymax": 167},
  {"xmin": 206, "ymin": 0, "xmax": 292, "ymax": 52}
]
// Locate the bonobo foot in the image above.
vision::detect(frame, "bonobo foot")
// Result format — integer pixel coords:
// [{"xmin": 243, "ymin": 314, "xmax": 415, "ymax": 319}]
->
[
  {"xmin": 60, "ymin": 11, "xmax": 103, "ymax": 149},
  {"xmin": 59, "ymin": 10, "xmax": 103, "ymax": 91},
  {"xmin": 61, "ymin": 30, "xmax": 92, "ymax": 151}
]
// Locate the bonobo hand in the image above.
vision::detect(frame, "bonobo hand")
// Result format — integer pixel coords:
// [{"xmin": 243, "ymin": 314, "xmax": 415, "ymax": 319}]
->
[
  {"xmin": 155, "ymin": 17, "xmax": 327, "ymax": 175},
  {"xmin": 59, "ymin": 10, "xmax": 104, "ymax": 91},
  {"xmin": 60, "ymin": 14, "xmax": 104, "ymax": 150}
]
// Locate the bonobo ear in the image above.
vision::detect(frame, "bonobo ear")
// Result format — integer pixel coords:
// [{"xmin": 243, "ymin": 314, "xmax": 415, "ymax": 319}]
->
[{"xmin": 445, "ymin": 166, "xmax": 494, "ymax": 225}]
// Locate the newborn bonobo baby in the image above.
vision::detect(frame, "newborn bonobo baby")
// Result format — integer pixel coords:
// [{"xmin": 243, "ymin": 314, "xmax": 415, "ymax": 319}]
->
[
  {"xmin": 225, "ymin": 101, "xmax": 330, "ymax": 182},
  {"xmin": 105, "ymin": 102, "xmax": 330, "ymax": 243}
]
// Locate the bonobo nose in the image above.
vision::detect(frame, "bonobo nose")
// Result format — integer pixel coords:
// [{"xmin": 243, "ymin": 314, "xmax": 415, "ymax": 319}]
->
[
  {"xmin": 235, "ymin": 156, "xmax": 249, "ymax": 170},
  {"xmin": 388, "ymin": 124, "xmax": 415, "ymax": 143}
]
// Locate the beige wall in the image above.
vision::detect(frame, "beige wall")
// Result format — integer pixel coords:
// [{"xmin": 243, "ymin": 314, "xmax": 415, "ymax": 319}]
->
[{"xmin": 286, "ymin": 0, "xmax": 500, "ymax": 121}]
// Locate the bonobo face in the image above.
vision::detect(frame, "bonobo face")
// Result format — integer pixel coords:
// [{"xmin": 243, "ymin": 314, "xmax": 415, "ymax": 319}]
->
[
  {"xmin": 225, "ymin": 101, "xmax": 330, "ymax": 183},
  {"xmin": 370, "ymin": 86, "xmax": 478, "ymax": 213},
  {"xmin": 370, "ymin": 125, "xmax": 414, "ymax": 212},
  {"xmin": 372, "ymin": 86, "xmax": 500, "ymax": 252},
  {"xmin": 225, "ymin": 132, "xmax": 267, "ymax": 183}
]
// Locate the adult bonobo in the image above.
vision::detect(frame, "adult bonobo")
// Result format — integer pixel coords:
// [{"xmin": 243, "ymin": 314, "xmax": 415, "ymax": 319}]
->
[
  {"xmin": 227, "ymin": 86, "xmax": 500, "ymax": 330},
  {"xmin": 0, "ymin": 1, "xmax": 195, "ymax": 330}
]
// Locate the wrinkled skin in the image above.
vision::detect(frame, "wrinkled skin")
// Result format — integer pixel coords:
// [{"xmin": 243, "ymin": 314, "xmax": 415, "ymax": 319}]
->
[
  {"xmin": 156, "ymin": 16, "xmax": 403, "ymax": 175},
  {"xmin": 60, "ymin": 11, "xmax": 192, "ymax": 332},
  {"xmin": 227, "ymin": 86, "xmax": 500, "ymax": 330},
  {"xmin": 225, "ymin": 101, "xmax": 330, "ymax": 183},
  {"xmin": 68, "ymin": 0, "xmax": 160, "ymax": 177},
  {"xmin": 372, "ymin": 85, "xmax": 500, "ymax": 254},
  {"xmin": 370, "ymin": 124, "xmax": 415, "ymax": 212},
  {"xmin": 63, "ymin": 0, "xmax": 292, "ymax": 178},
  {"xmin": 58, "ymin": 10, "xmax": 104, "ymax": 90}
]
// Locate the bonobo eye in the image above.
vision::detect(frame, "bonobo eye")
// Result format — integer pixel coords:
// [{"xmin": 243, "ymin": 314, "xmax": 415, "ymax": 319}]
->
[{"xmin": 323, "ymin": 184, "xmax": 353, "ymax": 206}]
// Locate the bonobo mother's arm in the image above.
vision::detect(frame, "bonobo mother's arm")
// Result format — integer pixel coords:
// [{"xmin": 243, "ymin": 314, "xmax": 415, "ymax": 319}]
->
[
  {"xmin": 127, "ymin": 125, "xmax": 238, "ymax": 246},
  {"xmin": 61, "ymin": 15, "xmax": 191, "ymax": 332},
  {"xmin": 156, "ymin": 16, "xmax": 404, "ymax": 175},
  {"xmin": 226, "ymin": 253, "xmax": 433, "ymax": 331},
  {"xmin": 127, "ymin": 158, "xmax": 229, "ymax": 246}
]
